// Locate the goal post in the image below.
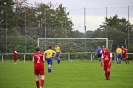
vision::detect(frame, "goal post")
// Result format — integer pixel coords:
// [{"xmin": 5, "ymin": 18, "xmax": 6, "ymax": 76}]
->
[
  {"xmin": 38, "ymin": 38, "xmax": 108, "ymax": 48},
  {"xmin": 37, "ymin": 38, "xmax": 108, "ymax": 61}
]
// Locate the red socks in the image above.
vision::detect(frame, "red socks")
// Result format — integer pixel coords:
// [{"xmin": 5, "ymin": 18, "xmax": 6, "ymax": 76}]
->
[
  {"xmin": 105, "ymin": 71, "xmax": 110, "ymax": 79},
  {"xmin": 108, "ymin": 71, "xmax": 110, "ymax": 78},
  {"xmin": 36, "ymin": 81, "xmax": 39, "ymax": 88},
  {"xmin": 105, "ymin": 72, "xmax": 108, "ymax": 79},
  {"xmin": 40, "ymin": 80, "xmax": 44, "ymax": 87}
]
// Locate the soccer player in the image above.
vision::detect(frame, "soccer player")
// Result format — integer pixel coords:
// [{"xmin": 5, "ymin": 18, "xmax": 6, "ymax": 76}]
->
[
  {"xmin": 54, "ymin": 45, "xmax": 61, "ymax": 64},
  {"xmin": 101, "ymin": 48, "xmax": 112, "ymax": 80},
  {"xmin": 121, "ymin": 46, "xmax": 129, "ymax": 64},
  {"xmin": 116, "ymin": 45, "xmax": 122, "ymax": 64},
  {"xmin": 101, "ymin": 45, "xmax": 105, "ymax": 54},
  {"xmin": 97, "ymin": 46, "xmax": 102, "ymax": 62},
  {"xmin": 44, "ymin": 46, "xmax": 56, "ymax": 74},
  {"xmin": 13, "ymin": 49, "xmax": 18, "ymax": 64},
  {"xmin": 33, "ymin": 46, "xmax": 45, "ymax": 88}
]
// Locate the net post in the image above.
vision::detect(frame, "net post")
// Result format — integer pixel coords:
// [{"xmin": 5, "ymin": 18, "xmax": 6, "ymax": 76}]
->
[
  {"xmin": 2, "ymin": 54, "xmax": 3, "ymax": 63},
  {"xmin": 24, "ymin": 53, "xmax": 26, "ymax": 63},
  {"xmin": 68, "ymin": 53, "xmax": 70, "ymax": 61},
  {"xmin": 106, "ymin": 38, "xmax": 108, "ymax": 48},
  {"xmin": 90, "ymin": 53, "xmax": 92, "ymax": 61},
  {"xmin": 37, "ymin": 38, "xmax": 39, "ymax": 46},
  {"xmin": 113, "ymin": 53, "xmax": 116, "ymax": 62}
]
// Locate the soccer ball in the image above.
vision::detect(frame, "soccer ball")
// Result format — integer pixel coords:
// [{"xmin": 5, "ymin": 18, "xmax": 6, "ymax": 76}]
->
[{"xmin": 70, "ymin": 60, "xmax": 73, "ymax": 62}]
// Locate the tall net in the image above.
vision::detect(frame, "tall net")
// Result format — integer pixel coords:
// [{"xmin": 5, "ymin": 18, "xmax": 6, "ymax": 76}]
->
[{"xmin": 38, "ymin": 38, "xmax": 111, "ymax": 60}]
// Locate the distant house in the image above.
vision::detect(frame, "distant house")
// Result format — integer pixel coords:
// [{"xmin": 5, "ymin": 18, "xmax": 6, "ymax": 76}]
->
[{"xmin": 86, "ymin": 30, "xmax": 94, "ymax": 37}]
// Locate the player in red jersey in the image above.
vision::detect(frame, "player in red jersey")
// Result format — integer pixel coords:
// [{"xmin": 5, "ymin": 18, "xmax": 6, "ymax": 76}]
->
[
  {"xmin": 33, "ymin": 46, "xmax": 45, "ymax": 88},
  {"xmin": 13, "ymin": 49, "xmax": 18, "ymax": 64},
  {"xmin": 121, "ymin": 46, "xmax": 129, "ymax": 64},
  {"xmin": 101, "ymin": 48, "xmax": 112, "ymax": 80},
  {"xmin": 101, "ymin": 45, "xmax": 105, "ymax": 54},
  {"xmin": 100, "ymin": 45, "xmax": 105, "ymax": 66}
]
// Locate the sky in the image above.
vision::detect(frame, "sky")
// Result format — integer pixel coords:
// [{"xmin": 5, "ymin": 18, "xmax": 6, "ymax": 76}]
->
[{"xmin": 27, "ymin": 0, "xmax": 133, "ymax": 32}]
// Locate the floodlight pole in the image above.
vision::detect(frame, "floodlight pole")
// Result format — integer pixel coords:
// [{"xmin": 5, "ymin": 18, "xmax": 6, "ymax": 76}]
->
[
  {"xmin": 127, "ymin": 6, "xmax": 129, "ymax": 50},
  {"xmin": 106, "ymin": 7, "xmax": 108, "ymax": 39},
  {"xmin": 5, "ymin": 10, "xmax": 8, "ymax": 54},
  {"xmin": 128, "ymin": 26, "xmax": 129, "ymax": 49},
  {"xmin": 84, "ymin": 7, "xmax": 87, "ymax": 52},
  {"xmin": 44, "ymin": 9, "xmax": 47, "ymax": 50},
  {"xmin": 23, "ymin": 10, "xmax": 26, "ymax": 62},
  {"xmin": 64, "ymin": 7, "xmax": 67, "ymax": 52},
  {"xmin": 24, "ymin": 10, "xmax": 26, "ymax": 54}
]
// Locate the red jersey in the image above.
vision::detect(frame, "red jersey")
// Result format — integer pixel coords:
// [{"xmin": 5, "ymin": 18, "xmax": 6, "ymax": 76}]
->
[
  {"xmin": 101, "ymin": 52, "xmax": 112, "ymax": 64},
  {"xmin": 33, "ymin": 51, "xmax": 45, "ymax": 70},
  {"xmin": 121, "ymin": 48, "xmax": 127, "ymax": 55},
  {"xmin": 101, "ymin": 48, "xmax": 105, "ymax": 54},
  {"xmin": 13, "ymin": 50, "xmax": 17, "ymax": 56}
]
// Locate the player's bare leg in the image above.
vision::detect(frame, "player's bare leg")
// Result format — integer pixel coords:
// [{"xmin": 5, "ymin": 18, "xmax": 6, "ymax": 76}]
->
[
  {"xmin": 40, "ymin": 75, "xmax": 45, "ymax": 88},
  {"xmin": 36, "ymin": 75, "xmax": 40, "ymax": 88}
]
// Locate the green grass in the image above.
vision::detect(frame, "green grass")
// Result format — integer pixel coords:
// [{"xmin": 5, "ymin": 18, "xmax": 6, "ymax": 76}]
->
[{"xmin": 0, "ymin": 60, "xmax": 133, "ymax": 88}]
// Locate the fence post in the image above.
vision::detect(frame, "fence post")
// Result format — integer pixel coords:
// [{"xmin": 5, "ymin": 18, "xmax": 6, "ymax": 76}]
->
[
  {"xmin": 68, "ymin": 53, "xmax": 70, "ymax": 61},
  {"xmin": 91, "ymin": 53, "xmax": 93, "ymax": 61},
  {"xmin": 24, "ymin": 54, "xmax": 26, "ymax": 63},
  {"xmin": 2, "ymin": 54, "xmax": 3, "ymax": 63}
]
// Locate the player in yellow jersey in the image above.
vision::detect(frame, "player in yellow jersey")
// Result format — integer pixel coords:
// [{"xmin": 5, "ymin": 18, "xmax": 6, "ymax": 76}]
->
[
  {"xmin": 54, "ymin": 45, "xmax": 61, "ymax": 64},
  {"xmin": 44, "ymin": 46, "xmax": 56, "ymax": 74},
  {"xmin": 116, "ymin": 45, "xmax": 122, "ymax": 64}
]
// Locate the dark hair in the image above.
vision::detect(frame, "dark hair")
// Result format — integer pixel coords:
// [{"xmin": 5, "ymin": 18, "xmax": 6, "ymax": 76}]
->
[
  {"xmin": 117, "ymin": 45, "xmax": 120, "ymax": 48},
  {"xmin": 48, "ymin": 46, "xmax": 52, "ymax": 49},
  {"xmin": 35, "ymin": 46, "xmax": 40, "ymax": 51}
]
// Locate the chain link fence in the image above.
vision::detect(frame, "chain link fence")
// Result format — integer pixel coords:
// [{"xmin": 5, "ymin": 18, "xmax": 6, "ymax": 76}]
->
[{"xmin": 0, "ymin": 6, "xmax": 133, "ymax": 54}]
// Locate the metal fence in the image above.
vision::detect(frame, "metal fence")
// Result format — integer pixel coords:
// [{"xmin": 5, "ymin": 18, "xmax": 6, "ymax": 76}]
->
[{"xmin": 0, "ymin": 6, "xmax": 133, "ymax": 53}]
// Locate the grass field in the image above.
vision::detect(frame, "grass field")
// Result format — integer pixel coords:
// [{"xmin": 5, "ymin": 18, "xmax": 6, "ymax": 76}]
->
[{"xmin": 0, "ymin": 60, "xmax": 133, "ymax": 88}]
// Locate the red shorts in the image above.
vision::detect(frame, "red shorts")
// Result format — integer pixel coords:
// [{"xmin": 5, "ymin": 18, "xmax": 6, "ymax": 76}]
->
[
  {"xmin": 14, "ymin": 56, "xmax": 17, "ymax": 60},
  {"xmin": 34, "ymin": 69, "xmax": 44, "ymax": 75},
  {"xmin": 122, "ymin": 54, "xmax": 128, "ymax": 58},
  {"xmin": 104, "ymin": 64, "xmax": 111, "ymax": 71}
]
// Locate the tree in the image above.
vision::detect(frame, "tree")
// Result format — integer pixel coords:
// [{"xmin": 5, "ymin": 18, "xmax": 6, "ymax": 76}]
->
[
  {"xmin": 0, "ymin": 0, "xmax": 18, "ymax": 28},
  {"xmin": 93, "ymin": 15, "xmax": 133, "ymax": 52}
]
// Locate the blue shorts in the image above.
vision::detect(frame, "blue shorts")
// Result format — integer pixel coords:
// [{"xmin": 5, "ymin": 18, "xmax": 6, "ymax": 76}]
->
[
  {"xmin": 117, "ymin": 54, "xmax": 121, "ymax": 59},
  {"xmin": 56, "ymin": 52, "xmax": 60, "ymax": 57},
  {"xmin": 46, "ymin": 58, "xmax": 53, "ymax": 65}
]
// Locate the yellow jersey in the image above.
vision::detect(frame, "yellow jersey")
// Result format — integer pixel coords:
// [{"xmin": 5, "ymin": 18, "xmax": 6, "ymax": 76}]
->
[
  {"xmin": 54, "ymin": 46, "xmax": 61, "ymax": 52},
  {"xmin": 44, "ymin": 49, "xmax": 56, "ymax": 58},
  {"xmin": 116, "ymin": 48, "xmax": 122, "ymax": 54}
]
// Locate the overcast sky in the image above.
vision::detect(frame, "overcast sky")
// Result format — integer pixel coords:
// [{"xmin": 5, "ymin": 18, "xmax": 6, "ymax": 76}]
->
[
  {"xmin": 28, "ymin": 0, "xmax": 133, "ymax": 8},
  {"xmin": 27, "ymin": 0, "xmax": 133, "ymax": 32}
]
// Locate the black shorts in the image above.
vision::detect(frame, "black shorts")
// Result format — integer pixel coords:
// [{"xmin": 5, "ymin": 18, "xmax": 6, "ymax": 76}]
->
[{"xmin": 98, "ymin": 54, "xmax": 102, "ymax": 58}]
